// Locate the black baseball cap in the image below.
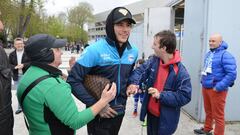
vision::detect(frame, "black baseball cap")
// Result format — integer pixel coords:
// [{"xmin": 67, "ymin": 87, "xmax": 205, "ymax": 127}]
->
[
  {"xmin": 113, "ymin": 7, "xmax": 136, "ymax": 24},
  {"xmin": 25, "ymin": 34, "xmax": 67, "ymax": 63}
]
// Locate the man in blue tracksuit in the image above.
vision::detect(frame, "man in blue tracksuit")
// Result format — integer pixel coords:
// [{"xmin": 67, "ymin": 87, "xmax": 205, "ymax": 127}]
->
[{"xmin": 67, "ymin": 7, "xmax": 138, "ymax": 135}]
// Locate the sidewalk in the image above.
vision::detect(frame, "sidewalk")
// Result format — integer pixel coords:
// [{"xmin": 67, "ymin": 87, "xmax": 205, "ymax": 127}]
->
[{"xmin": 12, "ymin": 89, "xmax": 240, "ymax": 135}]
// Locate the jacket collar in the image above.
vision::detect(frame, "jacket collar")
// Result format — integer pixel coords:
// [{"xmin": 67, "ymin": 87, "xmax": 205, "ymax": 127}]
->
[
  {"xmin": 105, "ymin": 37, "xmax": 132, "ymax": 50},
  {"xmin": 31, "ymin": 62, "xmax": 62, "ymax": 77}
]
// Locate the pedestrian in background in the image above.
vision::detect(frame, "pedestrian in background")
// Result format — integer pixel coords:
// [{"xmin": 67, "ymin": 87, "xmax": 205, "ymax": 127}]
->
[
  {"xmin": 194, "ymin": 34, "xmax": 237, "ymax": 135},
  {"xmin": 9, "ymin": 37, "xmax": 29, "ymax": 114},
  {"xmin": 132, "ymin": 59, "xmax": 146, "ymax": 118},
  {"xmin": 76, "ymin": 43, "xmax": 80, "ymax": 54}
]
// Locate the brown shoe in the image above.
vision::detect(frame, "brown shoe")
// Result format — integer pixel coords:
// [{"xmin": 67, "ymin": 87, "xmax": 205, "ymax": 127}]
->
[{"xmin": 132, "ymin": 111, "xmax": 137, "ymax": 117}]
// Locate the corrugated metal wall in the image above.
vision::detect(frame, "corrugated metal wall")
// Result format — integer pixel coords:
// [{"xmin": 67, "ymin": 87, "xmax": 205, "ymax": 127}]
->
[
  {"xmin": 183, "ymin": 0, "xmax": 240, "ymax": 122},
  {"xmin": 129, "ymin": 23, "xmax": 144, "ymax": 59}
]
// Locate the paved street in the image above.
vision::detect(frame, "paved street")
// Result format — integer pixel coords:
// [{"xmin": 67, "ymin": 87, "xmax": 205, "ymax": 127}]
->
[
  {"xmin": 11, "ymin": 90, "xmax": 240, "ymax": 135},
  {"xmin": 8, "ymin": 49, "xmax": 240, "ymax": 135}
]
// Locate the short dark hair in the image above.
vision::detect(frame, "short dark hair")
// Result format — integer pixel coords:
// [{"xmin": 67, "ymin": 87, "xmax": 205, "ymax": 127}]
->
[
  {"xmin": 14, "ymin": 37, "xmax": 23, "ymax": 44},
  {"xmin": 154, "ymin": 30, "xmax": 176, "ymax": 54}
]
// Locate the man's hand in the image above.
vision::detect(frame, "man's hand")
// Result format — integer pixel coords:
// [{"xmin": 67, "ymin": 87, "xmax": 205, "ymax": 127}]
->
[
  {"xmin": 99, "ymin": 104, "xmax": 118, "ymax": 118},
  {"xmin": 98, "ymin": 83, "xmax": 118, "ymax": 118},
  {"xmin": 61, "ymin": 73, "xmax": 68, "ymax": 81},
  {"xmin": 148, "ymin": 87, "xmax": 160, "ymax": 99},
  {"xmin": 138, "ymin": 89, "xmax": 142, "ymax": 93},
  {"xmin": 15, "ymin": 64, "xmax": 24, "ymax": 69},
  {"xmin": 213, "ymin": 87, "xmax": 217, "ymax": 92},
  {"xmin": 91, "ymin": 83, "xmax": 117, "ymax": 117},
  {"xmin": 69, "ymin": 56, "xmax": 76, "ymax": 69},
  {"xmin": 126, "ymin": 84, "xmax": 139, "ymax": 96},
  {"xmin": 100, "ymin": 83, "xmax": 116, "ymax": 103}
]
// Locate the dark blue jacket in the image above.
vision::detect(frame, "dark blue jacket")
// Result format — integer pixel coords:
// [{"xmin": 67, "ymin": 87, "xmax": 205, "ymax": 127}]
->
[
  {"xmin": 9, "ymin": 50, "xmax": 30, "ymax": 81},
  {"xmin": 201, "ymin": 41, "xmax": 237, "ymax": 91},
  {"xmin": 67, "ymin": 38, "xmax": 138, "ymax": 114},
  {"xmin": 128, "ymin": 56, "xmax": 192, "ymax": 135}
]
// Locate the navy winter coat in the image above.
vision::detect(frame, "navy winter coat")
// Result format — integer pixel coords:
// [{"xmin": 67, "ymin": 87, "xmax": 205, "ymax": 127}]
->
[{"xmin": 128, "ymin": 56, "xmax": 192, "ymax": 135}]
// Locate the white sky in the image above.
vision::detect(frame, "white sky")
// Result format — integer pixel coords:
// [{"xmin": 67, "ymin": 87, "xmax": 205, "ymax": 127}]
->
[{"xmin": 44, "ymin": 0, "xmax": 142, "ymax": 15}]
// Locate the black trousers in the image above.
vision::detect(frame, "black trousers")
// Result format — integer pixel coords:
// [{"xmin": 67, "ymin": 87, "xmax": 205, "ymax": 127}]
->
[
  {"xmin": 0, "ymin": 112, "xmax": 14, "ymax": 135},
  {"xmin": 87, "ymin": 115, "xmax": 124, "ymax": 135},
  {"xmin": 147, "ymin": 113, "xmax": 159, "ymax": 135}
]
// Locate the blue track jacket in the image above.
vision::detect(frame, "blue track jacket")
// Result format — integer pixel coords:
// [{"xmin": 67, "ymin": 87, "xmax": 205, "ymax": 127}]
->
[{"xmin": 67, "ymin": 38, "xmax": 138, "ymax": 114}]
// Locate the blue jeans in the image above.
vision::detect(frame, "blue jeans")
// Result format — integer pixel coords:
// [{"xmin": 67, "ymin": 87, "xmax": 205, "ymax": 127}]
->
[{"xmin": 14, "ymin": 75, "xmax": 22, "ymax": 110}]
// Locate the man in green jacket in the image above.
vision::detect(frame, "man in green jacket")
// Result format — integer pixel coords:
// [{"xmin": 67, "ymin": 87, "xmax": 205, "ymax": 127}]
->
[{"xmin": 17, "ymin": 34, "xmax": 116, "ymax": 135}]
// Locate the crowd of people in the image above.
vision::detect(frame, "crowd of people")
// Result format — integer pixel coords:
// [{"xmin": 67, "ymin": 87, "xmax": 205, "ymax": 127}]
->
[{"xmin": 0, "ymin": 6, "xmax": 237, "ymax": 135}]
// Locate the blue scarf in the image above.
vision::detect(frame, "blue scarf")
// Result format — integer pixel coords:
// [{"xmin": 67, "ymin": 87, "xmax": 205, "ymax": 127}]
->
[{"xmin": 202, "ymin": 51, "xmax": 214, "ymax": 75}]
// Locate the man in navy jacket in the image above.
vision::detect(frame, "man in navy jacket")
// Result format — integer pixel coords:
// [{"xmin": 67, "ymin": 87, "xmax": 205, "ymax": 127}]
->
[{"xmin": 127, "ymin": 30, "xmax": 192, "ymax": 135}]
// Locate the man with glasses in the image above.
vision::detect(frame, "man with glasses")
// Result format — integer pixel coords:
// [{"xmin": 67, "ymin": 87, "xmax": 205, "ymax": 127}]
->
[{"xmin": 9, "ymin": 37, "xmax": 29, "ymax": 114}]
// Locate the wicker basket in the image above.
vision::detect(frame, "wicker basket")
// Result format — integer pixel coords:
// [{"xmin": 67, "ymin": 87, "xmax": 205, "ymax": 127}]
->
[{"xmin": 83, "ymin": 75, "xmax": 111, "ymax": 100}]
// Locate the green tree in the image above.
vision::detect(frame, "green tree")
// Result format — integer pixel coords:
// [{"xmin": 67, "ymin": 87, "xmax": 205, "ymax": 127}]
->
[
  {"xmin": 1, "ymin": 0, "xmax": 93, "ymax": 45},
  {"xmin": 64, "ymin": 24, "xmax": 80, "ymax": 42},
  {"xmin": 0, "ymin": 0, "xmax": 18, "ymax": 46},
  {"xmin": 46, "ymin": 16, "xmax": 65, "ymax": 37},
  {"xmin": 58, "ymin": 12, "xmax": 67, "ymax": 25},
  {"xmin": 18, "ymin": 0, "xmax": 35, "ymax": 37},
  {"xmin": 0, "ymin": 0, "xmax": 45, "ymax": 38},
  {"xmin": 67, "ymin": 2, "xmax": 94, "ymax": 43},
  {"xmin": 24, "ymin": 13, "xmax": 44, "ymax": 37},
  {"xmin": 68, "ymin": 2, "xmax": 94, "ymax": 29}
]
